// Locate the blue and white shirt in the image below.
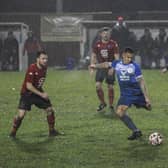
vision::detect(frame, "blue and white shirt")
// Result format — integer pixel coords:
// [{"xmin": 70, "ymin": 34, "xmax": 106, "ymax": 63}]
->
[{"xmin": 112, "ymin": 60, "xmax": 143, "ymax": 96}]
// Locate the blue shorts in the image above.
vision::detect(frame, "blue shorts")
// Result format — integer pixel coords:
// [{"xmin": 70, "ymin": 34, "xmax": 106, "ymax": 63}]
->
[{"xmin": 117, "ymin": 94, "xmax": 147, "ymax": 108}]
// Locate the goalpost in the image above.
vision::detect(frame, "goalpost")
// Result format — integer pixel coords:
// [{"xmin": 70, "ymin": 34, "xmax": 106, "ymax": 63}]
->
[{"xmin": 0, "ymin": 22, "xmax": 29, "ymax": 71}]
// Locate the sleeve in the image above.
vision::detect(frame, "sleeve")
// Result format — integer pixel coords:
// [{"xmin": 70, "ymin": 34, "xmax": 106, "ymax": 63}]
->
[
  {"xmin": 25, "ymin": 66, "xmax": 35, "ymax": 83},
  {"xmin": 134, "ymin": 63, "xmax": 143, "ymax": 79},
  {"xmin": 111, "ymin": 60, "xmax": 119, "ymax": 69}
]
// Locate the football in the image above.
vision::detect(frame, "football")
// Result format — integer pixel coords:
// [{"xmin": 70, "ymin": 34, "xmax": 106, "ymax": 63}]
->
[{"xmin": 149, "ymin": 132, "xmax": 163, "ymax": 146}]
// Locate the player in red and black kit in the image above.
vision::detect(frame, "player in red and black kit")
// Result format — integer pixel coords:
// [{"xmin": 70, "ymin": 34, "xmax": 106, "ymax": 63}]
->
[
  {"xmin": 90, "ymin": 27, "xmax": 119, "ymax": 112},
  {"xmin": 9, "ymin": 51, "xmax": 62, "ymax": 138}
]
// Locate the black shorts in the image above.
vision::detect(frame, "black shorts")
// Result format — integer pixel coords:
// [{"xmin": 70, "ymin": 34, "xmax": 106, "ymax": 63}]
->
[
  {"xmin": 95, "ymin": 69, "xmax": 115, "ymax": 84},
  {"xmin": 18, "ymin": 93, "xmax": 52, "ymax": 111}
]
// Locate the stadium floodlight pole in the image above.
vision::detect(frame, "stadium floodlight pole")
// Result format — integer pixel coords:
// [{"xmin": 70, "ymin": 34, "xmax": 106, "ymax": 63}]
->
[{"xmin": 56, "ymin": 0, "xmax": 63, "ymax": 14}]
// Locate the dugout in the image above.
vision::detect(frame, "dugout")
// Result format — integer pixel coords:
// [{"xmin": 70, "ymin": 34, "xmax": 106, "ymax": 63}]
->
[
  {"xmin": 41, "ymin": 15, "xmax": 87, "ymax": 68},
  {"xmin": 0, "ymin": 22, "xmax": 29, "ymax": 71}
]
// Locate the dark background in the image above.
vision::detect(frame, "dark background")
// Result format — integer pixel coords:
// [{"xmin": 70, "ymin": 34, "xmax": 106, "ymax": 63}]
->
[
  {"xmin": 0, "ymin": 0, "xmax": 168, "ymax": 69},
  {"xmin": 0, "ymin": 0, "xmax": 168, "ymax": 13}
]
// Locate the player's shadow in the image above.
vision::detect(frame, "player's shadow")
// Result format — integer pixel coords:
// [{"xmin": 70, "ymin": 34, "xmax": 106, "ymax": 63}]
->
[
  {"xmin": 11, "ymin": 133, "xmax": 55, "ymax": 154},
  {"xmin": 96, "ymin": 110, "xmax": 118, "ymax": 120},
  {"xmin": 125, "ymin": 138, "xmax": 160, "ymax": 162}
]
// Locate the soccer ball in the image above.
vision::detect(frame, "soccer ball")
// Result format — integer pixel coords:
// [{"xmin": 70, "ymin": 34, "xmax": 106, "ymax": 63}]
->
[{"xmin": 149, "ymin": 132, "xmax": 163, "ymax": 146}]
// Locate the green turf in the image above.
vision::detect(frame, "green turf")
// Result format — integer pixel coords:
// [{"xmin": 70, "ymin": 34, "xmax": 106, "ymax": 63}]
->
[{"xmin": 0, "ymin": 69, "xmax": 168, "ymax": 168}]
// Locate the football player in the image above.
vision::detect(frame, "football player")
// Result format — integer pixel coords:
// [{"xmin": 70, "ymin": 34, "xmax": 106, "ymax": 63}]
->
[
  {"xmin": 9, "ymin": 51, "xmax": 62, "ymax": 138},
  {"xmin": 90, "ymin": 47, "xmax": 151, "ymax": 140},
  {"xmin": 90, "ymin": 27, "xmax": 119, "ymax": 112}
]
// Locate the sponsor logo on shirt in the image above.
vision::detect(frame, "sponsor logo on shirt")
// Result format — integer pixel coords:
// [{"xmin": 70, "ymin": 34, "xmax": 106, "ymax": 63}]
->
[{"xmin": 100, "ymin": 49, "xmax": 108, "ymax": 58}]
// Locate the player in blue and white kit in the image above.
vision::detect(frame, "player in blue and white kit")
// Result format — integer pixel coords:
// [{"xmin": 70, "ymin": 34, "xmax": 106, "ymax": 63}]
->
[{"xmin": 90, "ymin": 47, "xmax": 151, "ymax": 140}]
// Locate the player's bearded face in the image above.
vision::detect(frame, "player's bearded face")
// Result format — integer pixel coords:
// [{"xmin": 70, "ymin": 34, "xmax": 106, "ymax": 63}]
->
[
  {"xmin": 101, "ymin": 31, "xmax": 110, "ymax": 41},
  {"xmin": 38, "ymin": 54, "xmax": 48, "ymax": 67}
]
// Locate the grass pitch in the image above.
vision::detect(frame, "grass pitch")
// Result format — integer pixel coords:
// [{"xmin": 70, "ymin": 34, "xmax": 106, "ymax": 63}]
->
[{"xmin": 0, "ymin": 69, "xmax": 168, "ymax": 168}]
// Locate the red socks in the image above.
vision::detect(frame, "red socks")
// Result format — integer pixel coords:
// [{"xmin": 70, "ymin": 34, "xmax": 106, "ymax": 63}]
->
[
  {"xmin": 47, "ymin": 112, "xmax": 55, "ymax": 131},
  {"xmin": 96, "ymin": 88, "xmax": 105, "ymax": 104},
  {"xmin": 108, "ymin": 88, "xmax": 114, "ymax": 106},
  {"xmin": 96, "ymin": 87, "xmax": 114, "ymax": 106},
  {"xmin": 11, "ymin": 116, "xmax": 23, "ymax": 135}
]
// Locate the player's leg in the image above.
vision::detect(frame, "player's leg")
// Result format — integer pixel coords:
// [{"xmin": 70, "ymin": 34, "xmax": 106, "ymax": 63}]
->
[
  {"xmin": 9, "ymin": 109, "xmax": 27, "ymax": 138},
  {"xmin": 107, "ymin": 84, "xmax": 114, "ymax": 110},
  {"xmin": 116, "ymin": 97, "xmax": 142, "ymax": 140},
  {"xmin": 45, "ymin": 107, "xmax": 63, "ymax": 137},
  {"xmin": 9, "ymin": 94, "xmax": 31, "ymax": 138},
  {"xmin": 46, "ymin": 107, "xmax": 55, "ymax": 133},
  {"xmin": 106, "ymin": 68, "xmax": 115, "ymax": 111},
  {"xmin": 116, "ymin": 105, "xmax": 142, "ymax": 140},
  {"xmin": 116, "ymin": 105, "xmax": 137, "ymax": 131},
  {"xmin": 33, "ymin": 94, "xmax": 62, "ymax": 137},
  {"xmin": 95, "ymin": 69, "xmax": 106, "ymax": 111},
  {"xmin": 96, "ymin": 82, "xmax": 107, "ymax": 111}
]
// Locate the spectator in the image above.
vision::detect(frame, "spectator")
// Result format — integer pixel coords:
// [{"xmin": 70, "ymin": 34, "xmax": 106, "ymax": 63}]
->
[
  {"xmin": 91, "ymin": 30, "xmax": 102, "ymax": 48},
  {"xmin": 23, "ymin": 31, "xmax": 42, "ymax": 65},
  {"xmin": 138, "ymin": 28, "xmax": 154, "ymax": 68},
  {"xmin": 112, "ymin": 16, "xmax": 130, "ymax": 52},
  {"xmin": 154, "ymin": 28, "xmax": 168, "ymax": 67},
  {"xmin": 3, "ymin": 31, "xmax": 19, "ymax": 70},
  {"xmin": 155, "ymin": 28, "xmax": 167, "ymax": 47},
  {"xmin": 126, "ymin": 31, "xmax": 138, "ymax": 51}
]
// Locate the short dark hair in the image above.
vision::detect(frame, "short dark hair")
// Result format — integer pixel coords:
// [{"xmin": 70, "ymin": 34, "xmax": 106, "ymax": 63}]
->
[
  {"xmin": 36, "ymin": 51, "xmax": 47, "ymax": 58},
  {"xmin": 99, "ymin": 27, "xmax": 111, "ymax": 33},
  {"xmin": 123, "ymin": 47, "xmax": 134, "ymax": 54}
]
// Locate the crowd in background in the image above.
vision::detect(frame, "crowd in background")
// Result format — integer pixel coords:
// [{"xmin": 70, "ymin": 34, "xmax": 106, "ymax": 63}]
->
[
  {"xmin": 0, "ymin": 31, "xmax": 19, "ymax": 70},
  {"xmin": 112, "ymin": 16, "xmax": 168, "ymax": 68},
  {"xmin": 92, "ymin": 17, "xmax": 168, "ymax": 68},
  {"xmin": 1, "ymin": 19, "xmax": 168, "ymax": 70},
  {"xmin": 0, "ymin": 30, "xmax": 41, "ymax": 71},
  {"xmin": 23, "ymin": 31, "xmax": 42, "ymax": 66}
]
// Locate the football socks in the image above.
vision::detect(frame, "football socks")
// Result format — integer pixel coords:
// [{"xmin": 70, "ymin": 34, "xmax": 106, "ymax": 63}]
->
[
  {"xmin": 120, "ymin": 114, "xmax": 137, "ymax": 132},
  {"xmin": 47, "ymin": 112, "xmax": 55, "ymax": 131},
  {"xmin": 96, "ymin": 88, "xmax": 105, "ymax": 104},
  {"xmin": 108, "ymin": 88, "xmax": 114, "ymax": 106}
]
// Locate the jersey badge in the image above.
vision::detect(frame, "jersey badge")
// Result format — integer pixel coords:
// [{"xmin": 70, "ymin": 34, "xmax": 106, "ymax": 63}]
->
[{"xmin": 127, "ymin": 67, "xmax": 134, "ymax": 74}]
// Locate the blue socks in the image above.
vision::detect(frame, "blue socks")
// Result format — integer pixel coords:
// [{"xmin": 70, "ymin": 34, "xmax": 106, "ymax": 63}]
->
[{"xmin": 120, "ymin": 114, "xmax": 138, "ymax": 132}]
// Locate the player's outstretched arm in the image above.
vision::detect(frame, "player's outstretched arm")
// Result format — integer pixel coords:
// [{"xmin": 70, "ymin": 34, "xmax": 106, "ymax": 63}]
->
[
  {"xmin": 138, "ymin": 77, "xmax": 151, "ymax": 106},
  {"xmin": 90, "ymin": 62, "xmax": 111, "ymax": 69},
  {"xmin": 89, "ymin": 52, "xmax": 97, "ymax": 76}
]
